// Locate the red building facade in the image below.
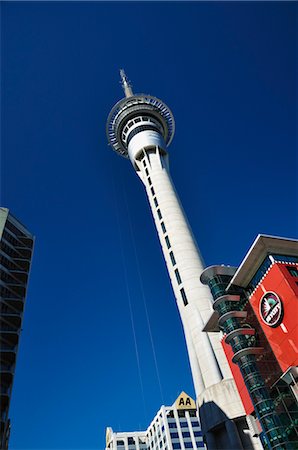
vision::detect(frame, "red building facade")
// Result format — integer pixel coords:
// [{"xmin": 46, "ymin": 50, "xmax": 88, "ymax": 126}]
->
[{"xmin": 201, "ymin": 235, "xmax": 298, "ymax": 449}]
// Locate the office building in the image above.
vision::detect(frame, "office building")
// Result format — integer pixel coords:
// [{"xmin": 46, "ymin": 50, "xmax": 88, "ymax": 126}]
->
[
  {"xmin": 106, "ymin": 72, "xmax": 260, "ymax": 449},
  {"xmin": 106, "ymin": 392, "xmax": 204, "ymax": 450},
  {"xmin": 0, "ymin": 208, "xmax": 34, "ymax": 449},
  {"xmin": 201, "ymin": 234, "xmax": 298, "ymax": 449}
]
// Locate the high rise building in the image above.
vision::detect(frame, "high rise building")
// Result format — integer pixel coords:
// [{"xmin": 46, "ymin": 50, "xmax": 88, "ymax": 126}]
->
[
  {"xmin": 105, "ymin": 392, "xmax": 204, "ymax": 450},
  {"xmin": 200, "ymin": 234, "xmax": 298, "ymax": 449},
  {"xmin": 106, "ymin": 72, "xmax": 260, "ymax": 449},
  {"xmin": 0, "ymin": 208, "xmax": 34, "ymax": 449}
]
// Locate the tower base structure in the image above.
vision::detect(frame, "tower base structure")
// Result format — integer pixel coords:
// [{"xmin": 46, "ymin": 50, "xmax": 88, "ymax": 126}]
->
[{"xmin": 198, "ymin": 379, "xmax": 262, "ymax": 450}]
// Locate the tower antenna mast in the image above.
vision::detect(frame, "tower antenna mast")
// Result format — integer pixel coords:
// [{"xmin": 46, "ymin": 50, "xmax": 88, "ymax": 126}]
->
[{"xmin": 120, "ymin": 69, "xmax": 133, "ymax": 98}]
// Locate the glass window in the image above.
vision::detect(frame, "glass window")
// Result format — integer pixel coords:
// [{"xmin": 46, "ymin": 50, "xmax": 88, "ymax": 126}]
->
[
  {"xmin": 189, "ymin": 411, "xmax": 197, "ymax": 418},
  {"xmin": 272, "ymin": 254, "xmax": 298, "ymax": 264},
  {"xmin": 185, "ymin": 443, "xmax": 192, "ymax": 449},
  {"xmin": 148, "ymin": 177, "xmax": 152, "ymax": 185},
  {"xmin": 170, "ymin": 432, "xmax": 179, "ymax": 439},
  {"xmin": 161, "ymin": 222, "xmax": 166, "ymax": 233},
  {"xmin": 128, "ymin": 437, "xmax": 135, "ymax": 445},
  {"xmin": 117, "ymin": 441, "xmax": 125, "ymax": 445},
  {"xmin": 180, "ymin": 421, "xmax": 188, "ymax": 428},
  {"xmin": 151, "ymin": 187, "xmax": 155, "ymax": 196},
  {"xmin": 182, "ymin": 432, "xmax": 191, "ymax": 438},
  {"xmin": 154, "ymin": 197, "xmax": 158, "ymax": 207},
  {"xmin": 286, "ymin": 266, "xmax": 298, "ymax": 277},
  {"xmin": 165, "ymin": 236, "xmax": 171, "ymax": 249},
  {"xmin": 157, "ymin": 209, "xmax": 162, "ymax": 220},
  {"xmin": 145, "ymin": 168, "xmax": 149, "ymax": 176},
  {"xmin": 194, "ymin": 431, "xmax": 202, "ymax": 437},
  {"xmin": 175, "ymin": 269, "xmax": 182, "ymax": 285},
  {"xmin": 169, "ymin": 423, "xmax": 177, "ymax": 429},
  {"xmin": 180, "ymin": 288, "xmax": 188, "ymax": 306},
  {"xmin": 178, "ymin": 410, "xmax": 186, "ymax": 417},
  {"xmin": 170, "ymin": 251, "xmax": 176, "ymax": 266},
  {"xmin": 173, "ymin": 444, "xmax": 181, "ymax": 450}
]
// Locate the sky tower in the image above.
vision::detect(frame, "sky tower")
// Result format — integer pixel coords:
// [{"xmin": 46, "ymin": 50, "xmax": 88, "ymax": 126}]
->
[{"xmin": 107, "ymin": 72, "xmax": 261, "ymax": 450}]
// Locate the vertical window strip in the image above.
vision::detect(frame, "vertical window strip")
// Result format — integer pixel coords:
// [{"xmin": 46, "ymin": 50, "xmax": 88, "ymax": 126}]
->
[
  {"xmin": 151, "ymin": 187, "xmax": 155, "ymax": 196},
  {"xmin": 148, "ymin": 177, "xmax": 152, "ymax": 185},
  {"xmin": 157, "ymin": 209, "xmax": 162, "ymax": 220},
  {"xmin": 161, "ymin": 222, "xmax": 166, "ymax": 233},
  {"xmin": 165, "ymin": 235, "xmax": 171, "ymax": 249},
  {"xmin": 170, "ymin": 251, "xmax": 176, "ymax": 266},
  {"xmin": 175, "ymin": 269, "xmax": 182, "ymax": 285},
  {"xmin": 154, "ymin": 197, "xmax": 158, "ymax": 207},
  {"xmin": 180, "ymin": 288, "xmax": 188, "ymax": 306}
]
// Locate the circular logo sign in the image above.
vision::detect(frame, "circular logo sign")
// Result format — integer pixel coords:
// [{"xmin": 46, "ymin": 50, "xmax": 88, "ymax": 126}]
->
[{"xmin": 260, "ymin": 292, "xmax": 283, "ymax": 327}]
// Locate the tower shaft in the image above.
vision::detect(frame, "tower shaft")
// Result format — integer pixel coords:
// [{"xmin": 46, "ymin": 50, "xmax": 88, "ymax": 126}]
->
[{"xmin": 134, "ymin": 147, "xmax": 232, "ymax": 395}]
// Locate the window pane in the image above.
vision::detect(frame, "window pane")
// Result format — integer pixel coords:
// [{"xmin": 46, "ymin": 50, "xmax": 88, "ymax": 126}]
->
[
  {"xmin": 161, "ymin": 222, "xmax": 166, "ymax": 233},
  {"xmin": 170, "ymin": 251, "xmax": 176, "ymax": 266},
  {"xmin": 165, "ymin": 236, "xmax": 171, "ymax": 249},
  {"xmin": 175, "ymin": 269, "xmax": 182, "ymax": 285},
  {"xmin": 287, "ymin": 266, "xmax": 298, "ymax": 277},
  {"xmin": 180, "ymin": 288, "xmax": 188, "ymax": 306}
]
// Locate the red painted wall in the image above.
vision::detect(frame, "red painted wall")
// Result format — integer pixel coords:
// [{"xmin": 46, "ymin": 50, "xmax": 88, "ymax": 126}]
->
[{"xmin": 249, "ymin": 263, "xmax": 298, "ymax": 373}]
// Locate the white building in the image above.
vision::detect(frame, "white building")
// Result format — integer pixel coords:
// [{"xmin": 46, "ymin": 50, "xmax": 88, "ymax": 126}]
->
[
  {"xmin": 106, "ymin": 72, "xmax": 261, "ymax": 449},
  {"xmin": 105, "ymin": 392, "xmax": 204, "ymax": 450}
]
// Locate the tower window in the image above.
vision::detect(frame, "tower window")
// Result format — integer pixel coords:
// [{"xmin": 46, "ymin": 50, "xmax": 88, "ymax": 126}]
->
[
  {"xmin": 145, "ymin": 168, "xmax": 149, "ymax": 176},
  {"xmin": 165, "ymin": 236, "xmax": 171, "ymax": 249},
  {"xmin": 175, "ymin": 269, "xmax": 182, "ymax": 285},
  {"xmin": 154, "ymin": 197, "xmax": 158, "ymax": 207},
  {"xmin": 157, "ymin": 209, "xmax": 162, "ymax": 220},
  {"xmin": 161, "ymin": 222, "xmax": 166, "ymax": 233},
  {"xmin": 143, "ymin": 159, "xmax": 147, "ymax": 167},
  {"xmin": 180, "ymin": 288, "xmax": 188, "ymax": 306},
  {"xmin": 170, "ymin": 251, "xmax": 176, "ymax": 266},
  {"xmin": 151, "ymin": 187, "xmax": 155, "ymax": 196},
  {"xmin": 286, "ymin": 266, "xmax": 298, "ymax": 277},
  {"xmin": 148, "ymin": 177, "xmax": 152, "ymax": 185}
]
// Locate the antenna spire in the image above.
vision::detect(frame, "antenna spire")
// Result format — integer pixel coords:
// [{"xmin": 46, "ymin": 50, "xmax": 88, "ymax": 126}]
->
[{"xmin": 120, "ymin": 69, "xmax": 133, "ymax": 98}]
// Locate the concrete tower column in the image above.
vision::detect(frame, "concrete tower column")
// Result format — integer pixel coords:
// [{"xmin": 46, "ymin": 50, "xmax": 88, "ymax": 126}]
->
[{"xmin": 135, "ymin": 147, "xmax": 222, "ymax": 392}]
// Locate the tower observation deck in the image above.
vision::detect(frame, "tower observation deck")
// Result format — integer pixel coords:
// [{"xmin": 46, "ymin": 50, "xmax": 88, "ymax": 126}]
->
[{"xmin": 107, "ymin": 72, "xmax": 262, "ymax": 450}]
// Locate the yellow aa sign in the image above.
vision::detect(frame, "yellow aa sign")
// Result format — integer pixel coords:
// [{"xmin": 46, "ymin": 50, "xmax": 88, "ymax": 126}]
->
[{"xmin": 175, "ymin": 391, "xmax": 196, "ymax": 410}]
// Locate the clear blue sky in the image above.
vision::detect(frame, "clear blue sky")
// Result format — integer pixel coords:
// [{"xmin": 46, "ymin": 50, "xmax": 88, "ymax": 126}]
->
[{"xmin": 1, "ymin": 1, "xmax": 296, "ymax": 449}]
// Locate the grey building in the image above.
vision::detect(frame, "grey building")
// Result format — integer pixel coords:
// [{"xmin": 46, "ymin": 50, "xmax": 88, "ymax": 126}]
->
[{"xmin": 0, "ymin": 208, "xmax": 34, "ymax": 449}]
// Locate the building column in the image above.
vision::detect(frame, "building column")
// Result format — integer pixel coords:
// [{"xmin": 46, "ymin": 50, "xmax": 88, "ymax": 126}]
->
[{"xmin": 225, "ymin": 420, "xmax": 243, "ymax": 450}]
